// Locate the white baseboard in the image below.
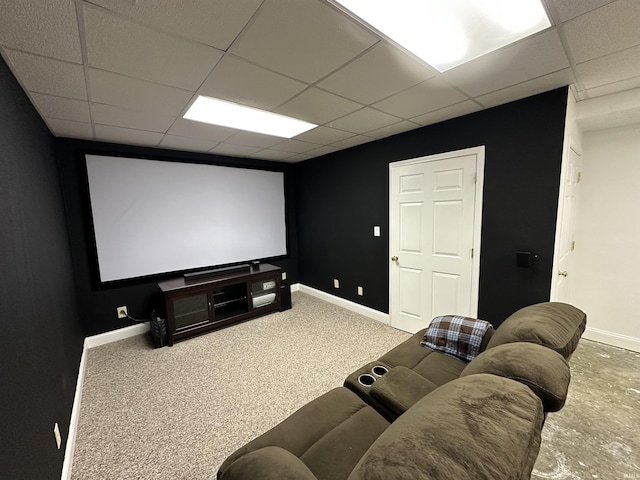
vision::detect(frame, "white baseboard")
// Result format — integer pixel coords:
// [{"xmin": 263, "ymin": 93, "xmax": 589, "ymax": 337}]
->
[
  {"xmin": 582, "ymin": 326, "xmax": 640, "ymax": 353},
  {"xmin": 295, "ymin": 284, "xmax": 389, "ymax": 325},
  {"xmin": 61, "ymin": 344, "xmax": 87, "ymax": 480},
  {"xmin": 84, "ymin": 323, "xmax": 150, "ymax": 349}
]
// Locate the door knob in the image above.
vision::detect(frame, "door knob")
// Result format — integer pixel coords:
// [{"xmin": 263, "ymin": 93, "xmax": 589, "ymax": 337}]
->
[
  {"xmin": 558, "ymin": 271, "xmax": 568, "ymax": 277},
  {"xmin": 391, "ymin": 256, "xmax": 398, "ymax": 262}
]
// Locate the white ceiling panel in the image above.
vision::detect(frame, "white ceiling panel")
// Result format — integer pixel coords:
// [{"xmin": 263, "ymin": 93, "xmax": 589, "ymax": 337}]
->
[
  {"xmin": 0, "ymin": 0, "xmax": 638, "ymax": 160},
  {"xmin": 86, "ymin": 0, "xmax": 263, "ymax": 50},
  {"xmin": 158, "ymin": 134, "xmax": 219, "ymax": 153},
  {"xmin": 562, "ymin": 0, "xmax": 640, "ymax": 63},
  {"xmin": 209, "ymin": 143, "xmax": 263, "ymax": 158},
  {"xmin": 576, "ymin": 46, "xmax": 640, "ymax": 90},
  {"xmin": 83, "ymin": 5, "xmax": 223, "ymax": 91},
  {"xmin": 92, "ymin": 104, "xmax": 176, "ymax": 133},
  {"xmin": 166, "ymin": 119, "xmax": 237, "ymax": 143},
  {"xmin": 318, "ymin": 43, "xmax": 435, "ymax": 105},
  {"xmin": 294, "ymin": 126, "xmax": 355, "ymax": 144},
  {"xmin": 372, "ymin": 78, "xmax": 468, "ymax": 119},
  {"xmin": 0, "ymin": 0, "xmax": 82, "ymax": 63},
  {"xmin": 3, "ymin": 50, "xmax": 87, "ymax": 100},
  {"xmin": 277, "ymin": 87, "xmax": 363, "ymax": 125},
  {"xmin": 330, "ymin": 107, "xmax": 402, "ymax": 134},
  {"xmin": 30, "ymin": 93, "xmax": 91, "ymax": 123},
  {"xmin": 549, "ymin": 0, "xmax": 617, "ymax": 22},
  {"xmin": 411, "ymin": 101, "xmax": 483, "ymax": 127},
  {"xmin": 198, "ymin": 55, "xmax": 307, "ymax": 110},
  {"xmin": 88, "ymin": 69, "xmax": 194, "ymax": 116},
  {"xmin": 230, "ymin": 0, "xmax": 378, "ymax": 83},
  {"xmin": 46, "ymin": 118, "xmax": 94, "ymax": 139},
  {"xmin": 476, "ymin": 69, "xmax": 576, "ymax": 108},
  {"xmin": 443, "ymin": 30, "xmax": 570, "ymax": 98},
  {"xmin": 94, "ymin": 124, "xmax": 164, "ymax": 146}
]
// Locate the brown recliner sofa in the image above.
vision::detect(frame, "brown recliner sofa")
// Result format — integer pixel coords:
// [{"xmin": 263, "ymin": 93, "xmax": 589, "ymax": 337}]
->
[{"xmin": 217, "ymin": 302, "xmax": 586, "ymax": 480}]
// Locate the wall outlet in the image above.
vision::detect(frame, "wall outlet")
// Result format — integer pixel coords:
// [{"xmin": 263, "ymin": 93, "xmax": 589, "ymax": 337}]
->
[
  {"xmin": 357, "ymin": 286, "xmax": 364, "ymax": 296},
  {"xmin": 333, "ymin": 279, "xmax": 340, "ymax": 288},
  {"xmin": 53, "ymin": 423, "xmax": 61, "ymax": 449},
  {"xmin": 117, "ymin": 306, "xmax": 128, "ymax": 319},
  {"xmin": 282, "ymin": 271, "xmax": 287, "ymax": 281}
]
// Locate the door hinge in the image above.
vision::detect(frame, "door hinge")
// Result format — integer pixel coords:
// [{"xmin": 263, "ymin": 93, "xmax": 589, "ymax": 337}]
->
[
  {"xmin": 471, "ymin": 247, "xmax": 474, "ymax": 258},
  {"xmin": 571, "ymin": 240, "xmax": 575, "ymax": 251},
  {"xmin": 473, "ymin": 172, "xmax": 477, "ymax": 184},
  {"xmin": 577, "ymin": 171, "xmax": 582, "ymax": 183}
]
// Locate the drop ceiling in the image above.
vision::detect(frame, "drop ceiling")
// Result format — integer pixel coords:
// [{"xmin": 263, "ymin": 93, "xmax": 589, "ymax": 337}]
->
[{"xmin": 1, "ymin": 0, "xmax": 639, "ymax": 162}]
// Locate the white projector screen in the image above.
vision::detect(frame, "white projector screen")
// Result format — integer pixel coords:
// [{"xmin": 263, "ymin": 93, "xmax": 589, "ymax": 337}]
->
[{"xmin": 85, "ymin": 154, "xmax": 287, "ymax": 282}]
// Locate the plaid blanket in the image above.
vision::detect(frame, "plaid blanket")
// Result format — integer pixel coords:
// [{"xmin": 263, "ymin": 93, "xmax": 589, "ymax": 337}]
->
[{"xmin": 420, "ymin": 315, "xmax": 493, "ymax": 362}]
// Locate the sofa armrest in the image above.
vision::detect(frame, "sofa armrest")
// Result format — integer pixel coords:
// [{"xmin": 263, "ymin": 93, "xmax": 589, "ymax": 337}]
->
[
  {"xmin": 219, "ymin": 446, "xmax": 318, "ymax": 480},
  {"xmin": 370, "ymin": 366, "xmax": 439, "ymax": 416}
]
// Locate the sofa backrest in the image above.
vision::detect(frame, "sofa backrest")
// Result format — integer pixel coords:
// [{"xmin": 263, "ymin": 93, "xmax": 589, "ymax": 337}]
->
[
  {"xmin": 486, "ymin": 302, "xmax": 586, "ymax": 359},
  {"xmin": 348, "ymin": 374, "xmax": 544, "ymax": 480}
]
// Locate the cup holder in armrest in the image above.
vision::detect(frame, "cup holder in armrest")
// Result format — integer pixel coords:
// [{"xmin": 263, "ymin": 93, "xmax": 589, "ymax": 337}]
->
[
  {"xmin": 372, "ymin": 365, "xmax": 389, "ymax": 377},
  {"xmin": 358, "ymin": 373, "xmax": 376, "ymax": 387}
]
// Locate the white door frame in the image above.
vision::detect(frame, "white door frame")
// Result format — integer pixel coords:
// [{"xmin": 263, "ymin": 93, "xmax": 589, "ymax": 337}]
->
[{"xmin": 388, "ymin": 146, "xmax": 485, "ymax": 324}]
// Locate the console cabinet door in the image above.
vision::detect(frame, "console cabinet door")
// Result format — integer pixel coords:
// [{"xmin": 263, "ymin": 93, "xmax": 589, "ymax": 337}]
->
[{"xmin": 171, "ymin": 291, "xmax": 211, "ymax": 331}]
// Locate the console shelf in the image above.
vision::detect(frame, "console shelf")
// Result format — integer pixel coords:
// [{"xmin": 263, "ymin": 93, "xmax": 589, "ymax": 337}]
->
[{"xmin": 158, "ymin": 264, "xmax": 282, "ymax": 345}]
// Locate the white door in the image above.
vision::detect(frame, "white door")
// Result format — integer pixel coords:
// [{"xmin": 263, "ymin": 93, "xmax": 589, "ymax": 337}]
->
[
  {"xmin": 389, "ymin": 147, "xmax": 484, "ymax": 333},
  {"xmin": 553, "ymin": 147, "xmax": 582, "ymax": 302}
]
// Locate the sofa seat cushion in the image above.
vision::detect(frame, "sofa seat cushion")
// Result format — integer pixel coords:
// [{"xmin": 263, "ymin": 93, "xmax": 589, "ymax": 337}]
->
[
  {"xmin": 378, "ymin": 331, "xmax": 431, "ymax": 369},
  {"xmin": 486, "ymin": 302, "xmax": 586, "ymax": 358},
  {"xmin": 348, "ymin": 374, "xmax": 544, "ymax": 480},
  {"xmin": 217, "ymin": 387, "xmax": 390, "ymax": 480},
  {"xmin": 460, "ymin": 343, "xmax": 571, "ymax": 412},
  {"xmin": 412, "ymin": 350, "xmax": 468, "ymax": 386}
]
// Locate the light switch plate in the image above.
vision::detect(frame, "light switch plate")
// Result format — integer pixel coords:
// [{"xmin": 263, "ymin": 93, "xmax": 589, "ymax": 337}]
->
[{"xmin": 373, "ymin": 226, "xmax": 381, "ymax": 237}]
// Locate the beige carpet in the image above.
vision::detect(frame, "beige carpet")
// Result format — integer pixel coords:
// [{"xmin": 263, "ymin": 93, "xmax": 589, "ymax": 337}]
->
[{"xmin": 71, "ymin": 292, "xmax": 640, "ymax": 479}]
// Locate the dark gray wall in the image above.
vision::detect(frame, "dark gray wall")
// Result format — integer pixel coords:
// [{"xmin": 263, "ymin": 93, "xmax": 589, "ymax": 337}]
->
[
  {"xmin": 0, "ymin": 57, "xmax": 84, "ymax": 478},
  {"xmin": 55, "ymin": 139, "xmax": 299, "ymax": 336},
  {"xmin": 295, "ymin": 88, "xmax": 568, "ymax": 326}
]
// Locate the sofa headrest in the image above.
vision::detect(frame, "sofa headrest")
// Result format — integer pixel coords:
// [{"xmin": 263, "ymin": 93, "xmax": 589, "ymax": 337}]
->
[
  {"xmin": 486, "ymin": 302, "xmax": 586, "ymax": 359},
  {"xmin": 348, "ymin": 374, "xmax": 544, "ymax": 480},
  {"xmin": 460, "ymin": 342, "xmax": 570, "ymax": 412}
]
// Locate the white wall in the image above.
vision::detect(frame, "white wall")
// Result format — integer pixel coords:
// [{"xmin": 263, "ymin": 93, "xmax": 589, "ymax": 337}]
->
[{"xmin": 573, "ymin": 124, "xmax": 640, "ymax": 352}]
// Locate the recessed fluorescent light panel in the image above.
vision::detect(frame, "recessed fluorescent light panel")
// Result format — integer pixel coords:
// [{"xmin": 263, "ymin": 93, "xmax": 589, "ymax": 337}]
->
[
  {"xmin": 184, "ymin": 96, "xmax": 317, "ymax": 138},
  {"xmin": 331, "ymin": 0, "xmax": 551, "ymax": 72}
]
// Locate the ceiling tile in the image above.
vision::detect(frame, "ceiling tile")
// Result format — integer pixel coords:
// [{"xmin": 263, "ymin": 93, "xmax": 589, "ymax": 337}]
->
[
  {"xmin": 46, "ymin": 118, "xmax": 94, "ymax": 139},
  {"xmin": 443, "ymin": 30, "xmax": 569, "ymax": 97},
  {"xmin": 549, "ymin": 0, "xmax": 617, "ymax": 22},
  {"xmin": 318, "ymin": 43, "xmax": 435, "ymax": 105},
  {"xmin": 365, "ymin": 120, "xmax": 421, "ymax": 140},
  {"xmin": 83, "ymin": 5, "xmax": 223, "ymax": 91},
  {"xmin": 230, "ymin": 0, "xmax": 378, "ymax": 83},
  {"xmin": 4, "ymin": 49, "xmax": 87, "ymax": 100},
  {"xmin": 330, "ymin": 107, "xmax": 402, "ymax": 134},
  {"xmin": 250, "ymin": 149, "xmax": 296, "ymax": 161},
  {"xmin": 92, "ymin": 104, "xmax": 176, "ymax": 133},
  {"xmin": 294, "ymin": 126, "xmax": 355, "ymax": 144},
  {"xmin": 94, "ymin": 124, "xmax": 164, "ymax": 146},
  {"xmin": 166, "ymin": 119, "xmax": 237, "ymax": 142},
  {"xmin": 271, "ymin": 139, "xmax": 322, "ymax": 154},
  {"xmin": 562, "ymin": 0, "xmax": 640, "ymax": 63},
  {"xmin": 209, "ymin": 143, "xmax": 263, "ymax": 157},
  {"xmin": 88, "ymin": 69, "xmax": 194, "ymax": 116},
  {"xmin": 372, "ymin": 78, "xmax": 468, "ymax": 118},
  {"xmin": 475, "ymin": 69, "xmax": 575, "ymax": 108},
  {"xmin": 575, "ymin": 46, "xmax": 640, "ymax": 90},
  {"xmin": 582, "ymin": 76, "xmax": 640, "ymax": 98},
  {"xmin": 411, "ymin": 101, "xmax": 483, "ymax": 126},
  {"xmin": 0, "ymin": 0, "xmax": 82, "ymax": 63},
  {"xmin": 158, "ymin": 134, "xmax": 219, "ymax": 152},
  {"xmin": 225, "ymin": 131, "xmax": 285, "ymax": 149},
  {"xmin": 86, "ymin": 0, "xmax": 262, "ymax": 50},
  {"xmin": 276, "ymin": 87, "xmax": 362, "ymax": 125},
  {"xmin": 285, "ymin": 153, "xmax": 315, "ymax": 163},
  {"xmin": 306, "ymin": 145, "xmax": 340, "ymax": 157},
  {"xmin": 198, "ymin": 55, "xmax": 307, "ymax": 110},
  {"xmin": 30, "ymin": 93, "xmax": 90, "ymax": 123},
  {"xmin": 332, "ymin": 135, "xmax": 375, "ymax": 149}
]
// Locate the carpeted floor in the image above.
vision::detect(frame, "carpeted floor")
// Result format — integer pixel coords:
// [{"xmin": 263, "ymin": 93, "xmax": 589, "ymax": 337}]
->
[{"xmin": 71, "ymin": 292, "xmax": 640, "ymax": 479}]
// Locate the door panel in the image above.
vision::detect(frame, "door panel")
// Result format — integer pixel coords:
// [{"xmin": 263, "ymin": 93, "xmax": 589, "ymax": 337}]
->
[{"xmin": 390, "ymin": 148, "xmax": 484, "ymax": 333}]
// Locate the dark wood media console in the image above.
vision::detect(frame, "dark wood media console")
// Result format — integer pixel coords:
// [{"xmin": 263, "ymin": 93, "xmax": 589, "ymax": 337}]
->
[{"xmin": 158, "ymin": 264, "xmax": 282, "ymax": 345}]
